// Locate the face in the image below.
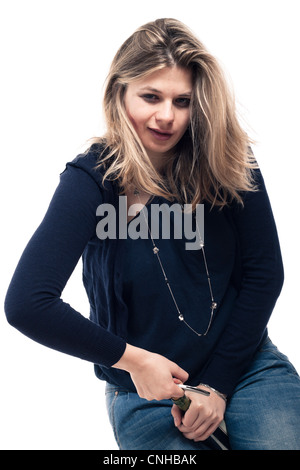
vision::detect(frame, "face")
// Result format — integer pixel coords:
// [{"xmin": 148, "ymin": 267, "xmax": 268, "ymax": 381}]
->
[{"xmin": 124, "ymin": 66, "xmax": 192, "ymax": 169}]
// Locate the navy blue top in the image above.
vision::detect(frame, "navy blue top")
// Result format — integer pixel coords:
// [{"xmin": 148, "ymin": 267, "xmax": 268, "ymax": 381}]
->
[{"xmin": 4, "ymin": 144, "xmax": 284, "ymax": 396}]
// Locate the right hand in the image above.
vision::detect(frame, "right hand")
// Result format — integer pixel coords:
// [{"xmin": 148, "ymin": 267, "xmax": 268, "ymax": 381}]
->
[{"xmin": 112, "ymin": 344, "xmax": 189, "ymax": 401}]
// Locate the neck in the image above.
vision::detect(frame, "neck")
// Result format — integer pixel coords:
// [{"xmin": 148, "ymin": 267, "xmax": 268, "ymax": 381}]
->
[{"xmin": 147, "ymin": 150, "xmax": 173, "ymax": 174}]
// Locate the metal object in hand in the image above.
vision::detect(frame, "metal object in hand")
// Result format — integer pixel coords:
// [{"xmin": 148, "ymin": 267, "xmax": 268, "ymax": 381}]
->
[
  {"xmin": 171, "ymin": 384, "xmax": 230, "ymax": 450},
  {"xmin": 171, "ymin": 385, "xmax": 210, "ymax": 411},
  {"xmin": 178, "ymin": 384, "xmax": 210, "ymax": 396}
]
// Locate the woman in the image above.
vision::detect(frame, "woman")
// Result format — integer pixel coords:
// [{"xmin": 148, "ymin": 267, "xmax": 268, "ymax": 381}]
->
[{"xmin": 5, "ymin": 18, "xmax": 300, "ymax": 450}]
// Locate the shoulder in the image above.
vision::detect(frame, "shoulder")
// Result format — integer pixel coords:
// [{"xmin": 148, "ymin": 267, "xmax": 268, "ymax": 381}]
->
[
  {"xmin": 64, "ymin": 142, "xmax": 111, "ymax": 192},
  {"xmin": 226, "ymin": 167, "xmax": 268, "ymax": 213}
]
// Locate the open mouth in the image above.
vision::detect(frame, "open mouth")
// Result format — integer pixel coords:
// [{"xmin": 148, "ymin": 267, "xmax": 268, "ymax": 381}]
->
[{"xmin": 148, "ymin": 128, "xmax": 173, "ymax": 141}]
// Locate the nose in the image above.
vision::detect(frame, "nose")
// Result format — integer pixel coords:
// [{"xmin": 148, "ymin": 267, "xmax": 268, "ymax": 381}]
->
[{"xmin": 155, "ymin": 101, "xmax": 175, "ymax": 125}]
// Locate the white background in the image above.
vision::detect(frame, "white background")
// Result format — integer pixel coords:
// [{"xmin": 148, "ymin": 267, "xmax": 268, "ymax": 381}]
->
[{"xmin": 1, "ymin": 0, "xmax": 299, "ymax": 450}]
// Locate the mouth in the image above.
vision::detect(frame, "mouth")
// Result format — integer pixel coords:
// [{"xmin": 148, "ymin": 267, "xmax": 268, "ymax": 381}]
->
[{"xmin": 148, "ymin": 128, "xmax": 173, "ymax": 141}]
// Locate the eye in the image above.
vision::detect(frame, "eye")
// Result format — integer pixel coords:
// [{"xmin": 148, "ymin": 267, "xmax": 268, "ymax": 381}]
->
[
  {"xmin": 141, "ymin": 94, "xmax": 159, "ymax": 103},
  {"xmin": 175, "ymin": 97, "xmax": 191, "ymax": 108}
]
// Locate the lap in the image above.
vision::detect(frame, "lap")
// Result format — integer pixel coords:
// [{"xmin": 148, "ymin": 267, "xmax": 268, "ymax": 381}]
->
[
  {"xmin": 105, "ymin": 339, "xmax": 300, "ymax": 450},
  {"xmin": 225, "ymin": 338, "xmax": 300, "ymax": 450},
  {"xmin": 105, "ymin": 385, "xmax": 220, "ymax": 450}
]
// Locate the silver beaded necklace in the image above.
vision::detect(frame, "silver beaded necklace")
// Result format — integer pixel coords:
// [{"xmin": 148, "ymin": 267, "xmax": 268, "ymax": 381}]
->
[{"xmin": 134, "ymin": 189, "xmax": 218, "ymax": 337}]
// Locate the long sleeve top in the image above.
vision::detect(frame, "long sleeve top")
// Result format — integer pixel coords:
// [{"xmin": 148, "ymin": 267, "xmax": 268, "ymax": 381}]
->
[{"xmin": 4, "ymin": 144, "xmax": 284, "ymax": 397}]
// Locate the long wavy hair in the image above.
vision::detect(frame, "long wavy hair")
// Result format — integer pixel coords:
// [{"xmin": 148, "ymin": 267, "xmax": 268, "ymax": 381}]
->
[{"xmin": 93, "ymin": 18, "xmax": 257, "ymax": 208}]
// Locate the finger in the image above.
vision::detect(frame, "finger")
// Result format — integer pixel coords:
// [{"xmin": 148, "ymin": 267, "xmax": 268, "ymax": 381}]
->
[
  {"xmin": 170, "ymin": 384, "xmax": 186, "ymax": 399},
  {"xmin": 193, "ymin": 421, "xmax": 219, "ymax": 442},
  {"xmin": 171, "ymin": 404, "xmax": 183, "ymax": 427},
  {"xmin": 179, "ymin": 417, "xmax": 204, "ymax": 434},
  {"xmin": 182, "ymin": 418, "xmax": 220, "ymax": 442},
  {"xmin": 171, "ymin": 363, "xmax": 189, "ymax": 384},
  {"xmin": 173, "ymin": 378, "xmax": 182, "ymax": 385},
  {"xmin": 171, "ymin": 378, "xmax": 183, "ymax": 398},
  {"xmin": 181, "ymin": 403, "xmax": 202, "ymax": 429}
]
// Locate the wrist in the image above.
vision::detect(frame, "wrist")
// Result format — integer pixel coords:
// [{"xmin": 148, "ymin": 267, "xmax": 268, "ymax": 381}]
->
[
  {"xmin": 112, "ymin": 343, "xmax": 148, "ymax": 373},
  {"xmin": 198, "ymin": 383, "xmax": 227, "ymax": 403}
]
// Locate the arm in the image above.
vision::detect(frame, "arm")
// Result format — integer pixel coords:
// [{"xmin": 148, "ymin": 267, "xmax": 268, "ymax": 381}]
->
[
  {"xmin": 198, "ymin": 168, "xmax": 284, "ymax": 396},
  {"xmin": 172, "ymin": 168, "xmax": 284, "ymax": 441},
  {"xmin": 4, "ymin": 165, "xmax": 126, "ymax": 366},
  {"xmin": 112, "ymin": 344, "xmax": 188, "ymax": 401},
  {"xmin": 5, "ymin": 164, "xmax": 188, "ymax": 398}
]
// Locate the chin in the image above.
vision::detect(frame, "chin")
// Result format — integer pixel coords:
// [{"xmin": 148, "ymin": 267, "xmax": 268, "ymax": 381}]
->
[{"xmin": 146, "ymin": 142, "xmax": 174, "ymax": 155}]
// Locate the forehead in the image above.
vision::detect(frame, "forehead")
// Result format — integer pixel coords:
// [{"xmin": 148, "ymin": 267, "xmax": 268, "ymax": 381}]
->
[{"xmin": 129, "ymin": 66, "xmax": 193, "ymax": 94}]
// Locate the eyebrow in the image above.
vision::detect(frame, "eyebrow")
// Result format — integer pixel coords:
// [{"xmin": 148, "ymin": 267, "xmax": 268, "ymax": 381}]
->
[{"xmin": 139, "ymin": 86, "xmax": 192, "ymax": 97}]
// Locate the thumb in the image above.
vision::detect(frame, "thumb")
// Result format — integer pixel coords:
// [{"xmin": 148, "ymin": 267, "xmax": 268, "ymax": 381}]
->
[{"xmin": 171, "ymin": 363, "xmax": 189, "ymax": 384}]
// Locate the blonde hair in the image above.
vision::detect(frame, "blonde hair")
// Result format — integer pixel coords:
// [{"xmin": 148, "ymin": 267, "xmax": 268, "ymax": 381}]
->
[{"xmin": 93, "ymin": 18, "xmax": 257, "ymax": 208}]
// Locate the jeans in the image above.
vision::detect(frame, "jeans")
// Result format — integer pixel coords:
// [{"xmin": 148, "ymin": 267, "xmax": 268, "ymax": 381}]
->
[{"xmin": 105, "ymin": 338, "xmax": 300, "ymax": 450}]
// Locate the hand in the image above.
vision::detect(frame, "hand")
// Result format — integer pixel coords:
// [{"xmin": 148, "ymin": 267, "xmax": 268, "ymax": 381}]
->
[
  {"xmin": 171, "ymin": 385, "xmax": 226, "ymax": 441},
  {"xmin": 112, "ymin": 344, "xmax": 189, "ymax": 401}
]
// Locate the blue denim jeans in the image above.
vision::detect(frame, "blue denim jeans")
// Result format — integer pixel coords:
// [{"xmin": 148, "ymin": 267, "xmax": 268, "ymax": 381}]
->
[{"xmin": 105, "ymin": 338, "xmax": 300, "ymax": 450}]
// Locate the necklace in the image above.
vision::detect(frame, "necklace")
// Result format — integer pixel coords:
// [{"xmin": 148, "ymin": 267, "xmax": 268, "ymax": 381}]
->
[{"xmin": 134, "ymin": 189, "xmax": 217, "ymax": 337}]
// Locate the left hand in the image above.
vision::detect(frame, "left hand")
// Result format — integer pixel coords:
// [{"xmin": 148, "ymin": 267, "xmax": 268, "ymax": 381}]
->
[{"xmin": 171, "ymin": 385, "xmax": 226, "ymax": 442}]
